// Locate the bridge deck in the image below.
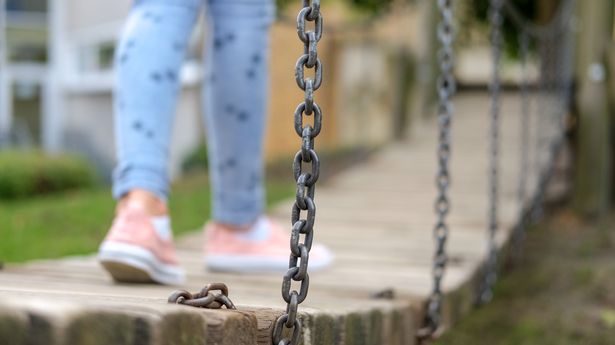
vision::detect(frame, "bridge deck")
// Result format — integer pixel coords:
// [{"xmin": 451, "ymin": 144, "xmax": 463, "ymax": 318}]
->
[{"xmin": 0, "ymin": 94, "xmax": 529, "ymax": 345}]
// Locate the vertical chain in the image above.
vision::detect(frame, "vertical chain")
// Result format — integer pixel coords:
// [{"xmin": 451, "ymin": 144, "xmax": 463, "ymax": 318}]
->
[
  {"xmin": 418, "ymin": 0, "xmax": 455, "ymax": 341},
  {"xmin": 545, "ymin": 34, "xmax": 561, "ymax": 181},
  {"xmin": 531, "ymin": 35, "xmax": 554, "ymax": 221},
  {"xmin": 529, "ymin": 36, "xmax": 546, "ymax": 221},
  {"xmin": 480, "ymin": 0, "xmax": 503, "ymax": 304},
  {"xmin": 513, "ymin": 31, "xmax": 530, "ymax": 257},
  {"xmin": 552, "ymin": 0, "xmax": 574, "ymax": 154},
  {"xmin": 272, "ymin": 1, "xmax": 322, "ymax": 344}
]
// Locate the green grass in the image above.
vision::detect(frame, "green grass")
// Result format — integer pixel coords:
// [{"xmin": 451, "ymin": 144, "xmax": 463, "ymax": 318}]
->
[
  {"xmin": 435, "ymin": 210, "xmax": 615, "ymax": 345},
  {"xmin": 0, "ymin": 145, "xmax": 374, "ymax": 264},
  {"xmin": 0, "ymin": 173, "xmax": 293, "ymax": 263}
]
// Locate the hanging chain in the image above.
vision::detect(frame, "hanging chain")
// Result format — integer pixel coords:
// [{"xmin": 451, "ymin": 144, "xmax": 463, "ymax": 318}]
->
[
  {"xmin": 532, "ymin": 8, "xmax": 573, "ymax": 219},
  {"xmin": 272, "ymin": 1, "xmax": 323, "ymax": 344},
  {"xmin": 531, "ymin": 35, "xmax": 555, "ymax": 221},
  {"xmin": 512, "ymin": 31, "xmax": 530, "ymax": 258},
  {"xmin": 479, "ymin": 0, "xmax": 503, "ymax": 305},
  {"xmin": 417, "ymin": 0, "xmax": 455, "ymax": 341}
]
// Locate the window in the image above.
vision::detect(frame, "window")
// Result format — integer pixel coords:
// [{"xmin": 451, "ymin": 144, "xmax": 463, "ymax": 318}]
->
[{"xmin": 5, "ymin": 0, "xmax": 48, "ymax": 64}]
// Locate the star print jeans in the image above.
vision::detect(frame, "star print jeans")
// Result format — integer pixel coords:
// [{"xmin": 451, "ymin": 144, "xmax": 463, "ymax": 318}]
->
[{"xmin": 112, "ymin": 0, "xmax": 275, "ymax": 225}]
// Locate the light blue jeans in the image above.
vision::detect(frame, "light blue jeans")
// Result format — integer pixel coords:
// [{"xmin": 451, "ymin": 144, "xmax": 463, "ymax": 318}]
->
[{"xmin": 112, "ymin": 0, "xmax": 275, "ymax": 225}]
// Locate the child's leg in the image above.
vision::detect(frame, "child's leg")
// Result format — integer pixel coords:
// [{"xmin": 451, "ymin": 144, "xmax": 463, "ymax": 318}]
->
[
  {"xmin": 113, "ymin": 0, "xmax": 202, "ymax": 202},
  {"xmin": 100, "ymin": 0, "xmax": 202, "ymax": 285},
  {"xmin": 202, "ymin": 0, "xmax": 276, "ymax": 226},
  {"xmin": 200, "ymin": 0, "xmax": 333, "ymax": 272}
]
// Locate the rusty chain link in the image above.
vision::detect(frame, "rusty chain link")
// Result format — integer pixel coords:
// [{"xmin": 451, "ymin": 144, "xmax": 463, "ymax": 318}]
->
[
  {"xmin": 417, "ymin": 0, "xmax": 455, "ymax": 342},
  {"xmin": 272, "ymin": 1, "xmax": 323, "ymax": 344},
  {"xmin": 168, "ymin": 283, "xmax": 236, "ymax": 310}
]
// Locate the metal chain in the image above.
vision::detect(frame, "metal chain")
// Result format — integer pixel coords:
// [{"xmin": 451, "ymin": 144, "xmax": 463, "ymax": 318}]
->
[
  {"xmin": 502, "ymin": 0, "xmax": 573, "ymax": 224},
  {"xmin": 417, "ymin": 0, "xmax": 455, "ymax": 341},
  {"xmin": 512, "ymin": 31, "xmax": 530, "ymax": 258},
  {"xmin": 531, "ymin": 1, "xmax": 574, "ymax": 219},
  {"xmin": 532, "ymin": 35, "xmax": 557, "ymax": 221},
  {"xmin": 528, "ymin": 36, "xmax": 547, "ymax": 221},
  {"xmin": 272, "ymin": 1, "xmax": 323, "ymax": 344},
  {"xmin": 479, "ymin": 0, "xmax": 503, "ymax": 305},
  {"xmin": 168, "ymin": 283, "xmax": 236, "ymax": 310}
]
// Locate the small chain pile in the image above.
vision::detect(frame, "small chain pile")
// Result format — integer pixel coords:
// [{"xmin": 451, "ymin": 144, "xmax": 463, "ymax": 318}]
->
[{"xmin": 168, "ymin": 283, "xmax": 236, "ymax": 310}]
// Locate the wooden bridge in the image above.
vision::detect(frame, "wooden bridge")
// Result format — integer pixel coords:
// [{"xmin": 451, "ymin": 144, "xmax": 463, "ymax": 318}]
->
[{"xmin": 0, "ymin": 94, "xmax": 532, "ymax": 345}]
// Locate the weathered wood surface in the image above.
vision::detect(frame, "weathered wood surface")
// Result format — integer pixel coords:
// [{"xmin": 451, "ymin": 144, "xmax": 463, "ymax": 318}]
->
[{"xmin": 0, "ymin": 94, "xmax": 531, "ymax": 345}]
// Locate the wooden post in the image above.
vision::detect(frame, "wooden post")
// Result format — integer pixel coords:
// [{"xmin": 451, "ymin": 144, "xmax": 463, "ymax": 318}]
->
[{"xmin": 573, "ymin": 0, "xmax": 614, "ymax": 218}]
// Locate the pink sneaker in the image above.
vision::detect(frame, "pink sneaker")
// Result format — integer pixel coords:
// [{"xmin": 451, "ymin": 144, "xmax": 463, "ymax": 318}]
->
[
  {"xmin": 98, "ymin": 206, "xmax": 185, "ymax": 285},
  {"xmin": 204, "ymin": 217, "xmax": 333, "ymax": 273}
]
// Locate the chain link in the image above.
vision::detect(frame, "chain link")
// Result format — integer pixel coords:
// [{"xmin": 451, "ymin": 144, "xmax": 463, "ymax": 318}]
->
[
  {"xmin": 418, "ymin": 0, "xmax": 455, "ymax": 341},
  {"xmin": 482, "ymin": 0, "xmax": 575, "ymax": 300},
  {"xmin": 479, "ymin": 0, "xmax": 503, "ymax": 305},
  {"xmin": 512, "ymin": 31, "xmax": 530, "ymax": 259},
  {"xmin": 533, "ymin": 36, "xmax": 554, "ymax": 221},
  {"xmin": 168, "ymin": 283, "xmax": 236, "ymax": 310},
  {"xmin": 272, "ymin": 1, "xmax": 323, "ymax": 344},
  {"xmin": 530, "ymin": 2, "xmax": 574, "ymax": 221}
]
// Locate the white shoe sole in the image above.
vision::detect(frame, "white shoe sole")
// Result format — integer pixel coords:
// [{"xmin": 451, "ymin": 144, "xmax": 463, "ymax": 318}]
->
[
  {"xmin": 98, "ymin": 241, "xmax": 185, "ymax": 285},
  {"xmin": 205, "ymin": 251, "xmax": 334, "ymax": 273}
]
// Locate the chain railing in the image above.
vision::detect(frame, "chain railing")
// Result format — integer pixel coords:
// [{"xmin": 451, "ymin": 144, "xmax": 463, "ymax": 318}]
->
[
  {"xmin": 417, "ymin": 0, "xmax": 455, "ymax": 341},
  {"xmin": 480, "ymin": 0, "xmax": 576, "ymax": 304},
  {"xmin": 272, "ymin": 1, "xmax": 323, "ymax": 344},
  {"xmin": 516, "ymin": 0, "xmax": 575, "ymax": 228},
  {"xmin": 479, "ymin": 0, "xmax": 504, "ymax": 305},
  {"xmin": 421, "ymin": 0, "xmax": 577, "ymax": 337},
  {"xmin": 511, "ymin": 31, "xmax": 531, "ymax": 258}
]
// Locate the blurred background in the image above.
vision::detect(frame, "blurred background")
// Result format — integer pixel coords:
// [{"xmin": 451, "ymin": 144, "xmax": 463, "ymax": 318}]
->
[{"xmin": 0, "ymin": 0, "xmax": 541, "ymax": 179}]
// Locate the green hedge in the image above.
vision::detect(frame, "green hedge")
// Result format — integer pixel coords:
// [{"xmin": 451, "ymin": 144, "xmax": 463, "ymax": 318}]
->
[{"xmin": 0, "ymin": 150, "xmax": 97, "ymax": 199}]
